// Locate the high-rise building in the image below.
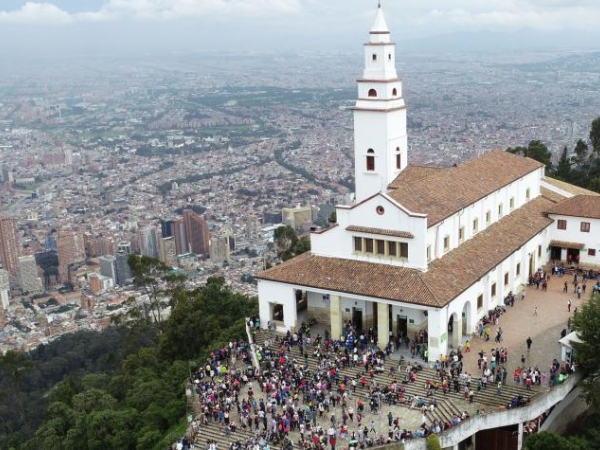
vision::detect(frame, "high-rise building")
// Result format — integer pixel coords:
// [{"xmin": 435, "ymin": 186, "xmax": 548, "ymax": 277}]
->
[
  {"xmin": 246, "ymin": 215, "xmax": 261, "ymax": 240},
  {"xmin": 210, "ymin": 231, "xmax": 231, "ymax": 265},
  {"xmin": 138, "ymin": 226, "xmax": 159, "ymax": 258},
  {"xmin": 0, "ymin": 269, "xmax": 9, "ymax": 290},
  {"xmin": 172, "ymin": 219, "xmax": 188, "ymax": 255},
  {"xmin": 282, "ymin": 206, "xmax": 313, "ymax": 230},
  {"xmin": 117, "ymin": 242, "xmax": 132, "ymax": 254},
  {"xmin": 1, "ymin": 166, "xmax": 14, "ymax": 183},
  {"xmin": 0, "ymin": 269, "xmax": 9, "ymax": 310},
  {"xmin": 18, "ymin": 255, "xmax": 43, "ymax": 294},
  {"xmin": 57, "ymin": 227, "xmax": 85, "ymax": 283},
  {"xmin": 183, "ymin": 209, "xmax": 210, "ymax": 255},
  {"xmin": 158, "ymin": 236, "xmax": 177, "ymax": 267},
  {"xmin": 0, "ymin": 216, "xmax": 20, "ymax": 280},
  {"xmin": 88, "ymin": 273, "xmax": 113, "ymax": 294},
  {"xmin": 99, "ymin": 255, "xmax": 118, "ymax": 285},
  {"xmin": 115, "ymin": 252, "xmax": 132, "ymax": 286},
  {"xmin": 160, "ymin": 219, "xmax": 174, "ymax": 238}
]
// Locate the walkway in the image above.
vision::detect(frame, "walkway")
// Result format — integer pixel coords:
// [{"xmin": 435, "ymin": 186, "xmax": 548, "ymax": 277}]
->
[{"xmin": 462, "ymin": 275, "xmax": 593, "ymax": 378}]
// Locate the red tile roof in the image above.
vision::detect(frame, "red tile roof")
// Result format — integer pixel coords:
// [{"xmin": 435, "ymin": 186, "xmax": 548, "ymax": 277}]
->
[
  {"xmin": 388, "ymin": 151, "xmax": 544, "ymax": 227},
  {"xmin": 258, "ymin": 196, "xmax": 555, "ymax": 308}
]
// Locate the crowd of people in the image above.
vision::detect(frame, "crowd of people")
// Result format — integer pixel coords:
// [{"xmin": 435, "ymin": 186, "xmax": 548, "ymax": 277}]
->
[{"xmin": 181, "ymin": 259, "xmax": 591, "ymax": 450}]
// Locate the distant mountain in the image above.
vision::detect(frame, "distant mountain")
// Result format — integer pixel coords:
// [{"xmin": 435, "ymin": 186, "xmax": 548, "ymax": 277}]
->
[{"xmin": 399, "ymin": 30, "xmax": 600, "ymax": 54}]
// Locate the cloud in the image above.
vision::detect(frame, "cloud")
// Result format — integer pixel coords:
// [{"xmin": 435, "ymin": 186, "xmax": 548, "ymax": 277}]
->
[
  {"xmin": 0, "ymin": 2, "xmax": 73, "ymax": 24},
  {"xmin": 420, "ymin": 4, "xmax": 600, "ymax": 31},
  {"xmin": 0, "ymin": 0, "xmax": 306, "ymax": 24}
]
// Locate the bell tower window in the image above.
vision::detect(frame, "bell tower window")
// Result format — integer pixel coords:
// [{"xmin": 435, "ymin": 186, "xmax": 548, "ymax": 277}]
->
[
  {"xmin": 392, "ymin": 88, "xmax": 397, "ymax": 96},
  {"xmin": 366, "ymin": 149, "xmax": 375, "ymax": 171},
  {"xmin": 372, "ymin": 54, "xmax": 377, "ymax": 62},
  {"xmin": 395, "ymin": 148, "xmax": 401, "ymax": 169},
  {"xmin": 368, "ymin": 89, "xmax": 378, "ymax": 98}
]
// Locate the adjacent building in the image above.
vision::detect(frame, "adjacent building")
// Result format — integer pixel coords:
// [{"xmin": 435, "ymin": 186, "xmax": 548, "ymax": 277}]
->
[
  {"xmin": 18, "ymin": 255, "xmax": 43, "ymax": 294},
  {"xmin": 183, "ymin": 209, "xmax": 210, "ymax": 255},
  {"xmin": 0, "ymin": 269, "xmax": 9, "ymax": 310},
  {"xmin": 210, "ymin": 231, "xmax": 231, "ymax": 265},
  {"xmin": 158, "ymin": 236, "xmax": 177, "ymax": 267},
  {"xmin": 282, "ymin": 206, "xmax": 313, "ymax": 230},
  {"xmin": 57, "ymin": 227, "xmax": 86, "ymax": 283},
  {"xmin": 99, "ymin": 255, "xmax": 118, "ymax": 285},
  {"xmin": 0, "ymin": 216, "xmax": 20, "ymax": 280}
]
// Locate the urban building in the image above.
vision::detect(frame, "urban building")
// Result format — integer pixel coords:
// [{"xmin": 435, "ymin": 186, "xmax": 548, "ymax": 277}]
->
[
  {"xmin": 210, "ymin": 231, "xmax": 231, "ymax": 265},
  {"xmin": 172, "ymin": 219, "xmax": 188, "ymax": 256},
  {"xmin": 0, "ymin": 216, "xmax": 21, "ymax": 280},
  {"xmin": 160, "ymin": 219, "xmax": 174, "ymax": 238},
  {"xmin": 282, "ymin": 206, "xmax": 313, "ymax": 230},
  {"xmin": 138, "ymin": 226, "xmax": 159, "ymax": 258},
  {"xmin": 88, "ymin": 273, "xmax": 113, "ymax": 294},
  {"xmin": 0, "ymin": 268, "xmax": 9, "ymax": 309},
  {"xmin": 99, "ymin": 255, "xmax": 118, "ymax": 284},
  {"xmin": 158, "ymin": 236, "xmax": 177, "ymax": 267},
  {"xmin": 18, "ymin": 255, "xmax": 43, "ymax": 294},
  {"xmin": 183, "ymin": 209, "xmax": 210, "ymax": 255},
  {"xmin": 115, "ymin": 252, "xmax": 132, "ymax": 286},
  {"xmin": 57, "ymin": 227, "xmax": 86, "ymax": 283}
]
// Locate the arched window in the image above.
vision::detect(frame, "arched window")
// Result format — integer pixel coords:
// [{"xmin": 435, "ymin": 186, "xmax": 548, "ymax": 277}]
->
[
  {"xmin": 372, "ymin": 54, "xmax": 377, "ymax": 62},
  {"xmin": 396, "ymin": 147, "xmax": 401, "ymax": 169},
  {"xmin": 392, "ymin": 88, "xmax": 398, "ymax": 96},
  {"xmin": 366, "ymin": 149, "xmax": 375, "ymax": 171},
  {"xmin": 368, "ymin": 89, "xmax": 377, "ymax": 98}
]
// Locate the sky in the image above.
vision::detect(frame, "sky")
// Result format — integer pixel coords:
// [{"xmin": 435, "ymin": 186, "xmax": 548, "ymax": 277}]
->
[{"xmin": 0, "ymin": 0, "xmax": 599, "ymax": 57}]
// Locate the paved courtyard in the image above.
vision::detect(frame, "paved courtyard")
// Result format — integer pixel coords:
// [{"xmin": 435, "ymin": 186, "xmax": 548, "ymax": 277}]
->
[{"xmin": 461, "ymin": 274, "xmax": 594, "ymax": 380}]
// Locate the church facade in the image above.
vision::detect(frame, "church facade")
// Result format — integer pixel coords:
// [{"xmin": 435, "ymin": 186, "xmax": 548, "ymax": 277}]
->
[{"xmin": 256, "ymin": 5, "xmax": 600, "ymax": 360}]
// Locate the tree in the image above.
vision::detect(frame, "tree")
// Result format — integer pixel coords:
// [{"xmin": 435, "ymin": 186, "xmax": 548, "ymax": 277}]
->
[
  {"xmin": 572, "ymin": 294, "xmax": 600, "ymax": 408},
  {"xmin": 273, "ymin": 226, "xmax": 311, "ymax": 261},
  {"xmin": 127, "ymin": 255, "xmax": 184, "ymax": 331},
  {"xmin": 507, "ymin": 140, "xmax": 552, "ymax": 172},
  {"xmin": 426, "ymin": 434, "xmax": 442, "ymax": 450},
  {"xmin": 554, "ymin": 146, "xmax": 572, "ymax": 181},
  {"xmin": 591, "ymin": 117, "xmax": 600, "ymax": 154},
  {"xmin": 328, "ymin": 211, "xmax": 337, "ymax": 223},
  {"xmin": 574, "ymin": 139, "xmax": 589, "ymax": 164},
  {"xmin": 524, "ymin": 431, "xmax": 582, "ymax": 450}
]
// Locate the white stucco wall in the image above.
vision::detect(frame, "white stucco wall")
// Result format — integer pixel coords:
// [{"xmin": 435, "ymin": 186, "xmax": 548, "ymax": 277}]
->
[
  {"xmin": 312, "ymin": 193, "xmax": 428, "ymax": 270},
  {"xmin": 548, "ymin": 214, "xmax": 600, "ymax": 266},
  {"xmin": 427, "ymin": 168, "xmax": 543, "ymax": 262}
]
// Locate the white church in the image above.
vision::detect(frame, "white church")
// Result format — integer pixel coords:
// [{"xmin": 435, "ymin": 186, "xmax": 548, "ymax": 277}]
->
[{"xmin": 257, "ymin": 5, "xmax": 600, "ymax": 360}]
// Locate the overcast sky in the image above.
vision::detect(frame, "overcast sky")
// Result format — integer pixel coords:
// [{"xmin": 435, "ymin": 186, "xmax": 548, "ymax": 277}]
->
[{"xmin": 1, "ymin": 0, "xmax": 599, "ymax": 57}]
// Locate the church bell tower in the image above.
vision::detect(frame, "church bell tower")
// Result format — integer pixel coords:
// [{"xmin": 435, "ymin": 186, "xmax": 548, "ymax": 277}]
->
[{"xmin": 353, "ymin": 4, "xmax": 408, "ymax": 203}]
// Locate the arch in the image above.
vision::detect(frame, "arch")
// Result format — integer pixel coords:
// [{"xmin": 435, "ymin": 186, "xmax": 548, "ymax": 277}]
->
[
  {"xmin": 366, "ymin": 149, "xmax": 375, "ymax": 171},
  {"xmin": 392, "ymin": 88, "xmax": 398, "ymax": 96},
  {"xmin": 368, "ymin": 89, "xmax": 378, "ymax": 98},
  {"xmin": 395, "ymin": 148, "xmax": 401, "ymax": 170}
]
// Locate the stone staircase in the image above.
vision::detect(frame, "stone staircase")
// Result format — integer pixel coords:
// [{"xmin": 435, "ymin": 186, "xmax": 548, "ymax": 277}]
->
[{"xmin": 253, "ymin": 329, "xmax": 537, "ymax": 427}]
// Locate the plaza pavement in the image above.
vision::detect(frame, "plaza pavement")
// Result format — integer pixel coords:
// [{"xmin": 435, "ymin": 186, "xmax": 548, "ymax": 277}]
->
[{"xmin": 461, "ymin": 275, "xmax": 594, "ymax": 381}]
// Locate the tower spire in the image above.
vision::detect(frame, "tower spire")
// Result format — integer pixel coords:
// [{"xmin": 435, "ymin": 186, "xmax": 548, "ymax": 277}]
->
[
  {"xmin": 370, "ymin": 3, "xmax": 389, "ymax": 36},
  {"xmin": 353, "ymin": 1, "xmax": 408, "ymax": 202}
]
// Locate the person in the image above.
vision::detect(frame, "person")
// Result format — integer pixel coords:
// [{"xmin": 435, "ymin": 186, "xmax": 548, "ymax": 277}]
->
[
  {"xmin": 526, "ymin": 337, "xmax": 532, "ymax": 350},
  {"xmin": 533, "ymin": 306, "xmax": 538, "ymax": 316},
  {"xmin": 521, "ymin": 354, "xmax": 526, "ymax": 365},
  {"xmin": 497, "ymin": 381, "xmax": 502, "ymax": 395},
  {"xmin": 568, "ymin": 298, "xmax": 572, "ymax": 312}
]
